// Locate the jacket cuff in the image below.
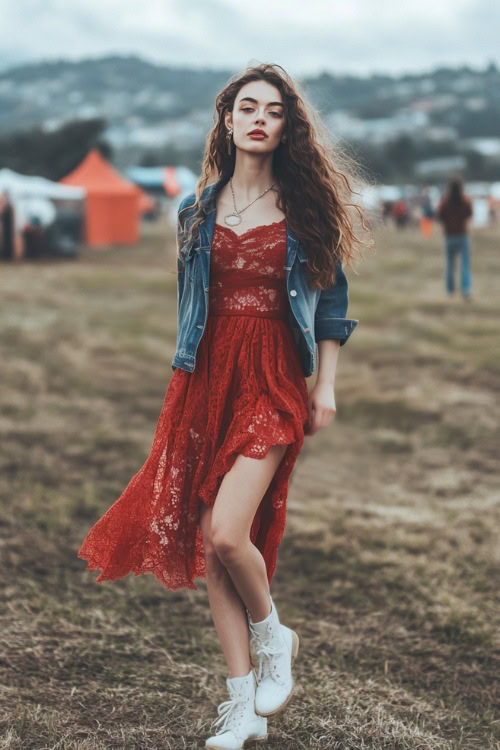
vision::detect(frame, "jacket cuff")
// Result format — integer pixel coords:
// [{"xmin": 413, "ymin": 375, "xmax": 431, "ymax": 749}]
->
[{"xmin": 315, "ymin": 317, "xmax": 359, "ymax": 345}]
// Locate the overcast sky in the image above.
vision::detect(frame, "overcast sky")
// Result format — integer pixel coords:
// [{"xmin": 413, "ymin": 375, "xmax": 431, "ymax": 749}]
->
[{"xmin": 1, "ymin": 0, "xmax": 498, "ymax": 77}]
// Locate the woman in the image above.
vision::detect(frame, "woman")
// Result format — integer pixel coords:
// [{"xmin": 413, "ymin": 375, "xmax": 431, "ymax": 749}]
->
[
  {"xmin": 437, "ymin": 176, "xmax": 473, "ymax": 300},
  {"xmin": 78, "ymin": 63, "xmax": 370, "ymax": 749}
]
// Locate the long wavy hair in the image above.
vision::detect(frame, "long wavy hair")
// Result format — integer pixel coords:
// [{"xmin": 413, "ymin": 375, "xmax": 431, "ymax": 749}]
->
[
  {"xmin": 446, "ymin": 176, "xmax": 467, "ymax": 206},
  {"xmin": 177, "ymin": 62, "xmax": 373, "ymax": 289}
]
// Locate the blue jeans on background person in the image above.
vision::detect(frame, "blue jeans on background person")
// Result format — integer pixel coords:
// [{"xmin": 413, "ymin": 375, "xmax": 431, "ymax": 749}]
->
[{"xmin": 445, "ymin": 233, "xmax": 471, "ymax": 296}]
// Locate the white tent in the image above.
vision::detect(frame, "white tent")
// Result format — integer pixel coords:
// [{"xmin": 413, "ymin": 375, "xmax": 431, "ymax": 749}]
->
[
  {"xmin": 490, "ymin": 182, "xmax": 500, "ymax": 200},
  {"xmin": 0, "ymin": 168, "xmax": 85, "ymax": 200},
  {"xmin": 0, "ymin": 168, "xmax": 85, "ymax": 229}
]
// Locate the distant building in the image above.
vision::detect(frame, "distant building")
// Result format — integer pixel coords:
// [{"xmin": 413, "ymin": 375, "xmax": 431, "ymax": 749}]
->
[
  {"xmin": 327, "ymin": 109, "xmax": 429, "ymax": 146},
  {"xmin": 414, "ymin": 156, "xmax": 467, "ymax": 178}
]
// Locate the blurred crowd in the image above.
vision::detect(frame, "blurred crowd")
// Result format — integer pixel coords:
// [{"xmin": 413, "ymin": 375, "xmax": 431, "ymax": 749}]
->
[
  {"xmin": 379, "ymin": 182, "xmax": 498, "ymax": 233},
  {"xmin": 379, "ymin": 176, "xmax": 490, "ymax": 301},
  {"xmin": 0, "ymin": 189, "xmax": 83, "ymax": 261},
  {"xmin": 1, "ymin": 176, "xmax": 494, "ymax": 304}
]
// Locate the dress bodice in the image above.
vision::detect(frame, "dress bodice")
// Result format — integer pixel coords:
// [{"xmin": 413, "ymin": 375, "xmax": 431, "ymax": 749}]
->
[{"xmin": 208, "ymin": 219, "xmax": 289, "ymax": 320}]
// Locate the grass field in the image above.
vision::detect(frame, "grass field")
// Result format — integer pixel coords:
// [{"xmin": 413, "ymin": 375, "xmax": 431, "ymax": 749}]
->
[{"xmin": 1, "ymin": 218, "xmax": 499, "ymax": 749}]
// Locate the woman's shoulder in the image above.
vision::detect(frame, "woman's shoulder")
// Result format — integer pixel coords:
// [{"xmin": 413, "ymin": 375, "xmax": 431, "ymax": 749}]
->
[
  {"xmin": 178, "ymin": 181, "xmax": 223, "ymax": 217},
  {"xmin": 178, "ymin": 192, "xmax": 197, "ymax": 217}
]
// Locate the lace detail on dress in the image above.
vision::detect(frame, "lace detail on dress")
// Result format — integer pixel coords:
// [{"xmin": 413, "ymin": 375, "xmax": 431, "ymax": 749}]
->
[
  {"xmin": 209, "ymin": 220, "xmax": 289, "ymax": 320},
  {"xmin": 77, "ymin": 218, "xmax": 309, "ymax": 592}
]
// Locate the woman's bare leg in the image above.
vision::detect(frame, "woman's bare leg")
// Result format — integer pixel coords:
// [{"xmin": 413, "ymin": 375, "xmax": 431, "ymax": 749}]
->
[
  {"xmin": 200, "ymin": 502, "xmax": 252, "ymax": 678},
  {"xmin": 211, "ymin": 444, "xmax": 287, "ymax": 620},
  {"xmin": 200, "ymin": 444, "xmax": 287, "ymax": 678}
]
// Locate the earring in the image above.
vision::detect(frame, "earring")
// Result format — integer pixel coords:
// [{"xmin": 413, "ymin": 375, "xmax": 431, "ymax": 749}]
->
[
  {"xmin": 281, "ymin": 135, "xmax": 287, "ymax": 143},
  {"xmin": 226, "ymin": 127, "xmax": 233, "ymax": 155}
]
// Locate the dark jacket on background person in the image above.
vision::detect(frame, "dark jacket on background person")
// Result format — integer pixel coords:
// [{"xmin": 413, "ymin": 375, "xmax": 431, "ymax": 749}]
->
[{"xmin": 437, "ymin": 196, "xmax": 473, "ymax": 235}]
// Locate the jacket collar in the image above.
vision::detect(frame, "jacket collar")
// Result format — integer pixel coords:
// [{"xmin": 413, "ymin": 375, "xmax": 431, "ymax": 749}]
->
[{"xmin": 197, "ymin": 177, "xmax": 308, "ymax": 264}]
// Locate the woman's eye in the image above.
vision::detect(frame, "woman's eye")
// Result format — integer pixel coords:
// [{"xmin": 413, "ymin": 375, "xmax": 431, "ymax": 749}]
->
[{"xmin": 242, "ymin": 107, "xmax": 282, "ymax": 117}]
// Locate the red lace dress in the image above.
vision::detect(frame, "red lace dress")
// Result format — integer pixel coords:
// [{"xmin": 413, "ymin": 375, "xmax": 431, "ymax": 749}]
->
[{"xmin": 77, "ymin": 218, "xmax": 310, "ymax": 591}]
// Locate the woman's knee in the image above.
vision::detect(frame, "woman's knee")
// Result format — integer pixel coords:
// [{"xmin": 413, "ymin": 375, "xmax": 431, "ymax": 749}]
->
[
  {"xmin": 203, "ymin": 528, "xmax": 227, "ymax": 575},
  {"xmin": 199, "ymin": 503, "xmax": 230, "ymax": 572},
  {"xmin": 200, "ymin": 504, "xmax": 216, "ymax": 552},
  {"xmin": 211, "ymin": 524, "xmax": 246, "ymax": 566}
]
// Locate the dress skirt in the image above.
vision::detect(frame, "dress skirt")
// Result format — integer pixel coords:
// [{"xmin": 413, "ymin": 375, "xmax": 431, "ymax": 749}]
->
[{"xmin": 77, "ymin": 219, "xmax": 310, "ymax": 591}]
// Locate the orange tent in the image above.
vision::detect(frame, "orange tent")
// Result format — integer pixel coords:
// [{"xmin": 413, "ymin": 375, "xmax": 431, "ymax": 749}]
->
[{"xmin": 60, "ymin": 149, "xmax": 140, "ymax": 246}]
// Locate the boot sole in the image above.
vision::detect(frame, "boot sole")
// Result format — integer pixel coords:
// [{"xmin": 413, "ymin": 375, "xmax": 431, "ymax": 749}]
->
[
  {"xmin": 205, "ymin": 736, "xmax": 268, "ymax": 749},
  {"xmin": 254, "ymin": 629, "xmax": 300, "ymax": 717}
]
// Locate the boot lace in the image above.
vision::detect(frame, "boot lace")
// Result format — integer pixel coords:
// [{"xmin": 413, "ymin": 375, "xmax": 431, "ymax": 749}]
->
[
  {"xmin": 249, "ymin": 629, "xmax": 268, "ymax": 679},
  {"xmin": 255, "ymin": 641, "xmax": 287, "ymax": 683},
  {"xmin": 250, "ymin": 625, "xmax": 287, "ymax": 684},
  {"xmin": 211, "ymin": 693, "xmax": 247, "ymax": 735}
]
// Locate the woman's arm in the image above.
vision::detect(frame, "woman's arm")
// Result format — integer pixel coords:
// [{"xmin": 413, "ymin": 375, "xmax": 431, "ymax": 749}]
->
[
  {"xmin": 317, "ymin": 339, "xmax": 340, "ymax": 386},
  {"xmin": 306, "ymin": 340, "xmax": 339, "ymax": 436},
  {"xmin": 306, "ymin": 261, "xmax": 357, "ymax": 435}
]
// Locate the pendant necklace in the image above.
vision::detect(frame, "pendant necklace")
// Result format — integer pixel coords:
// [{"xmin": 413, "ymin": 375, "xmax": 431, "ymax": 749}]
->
[{"xmin": 224, "ymin": 177, "xmax": 275, "ymax": 226}]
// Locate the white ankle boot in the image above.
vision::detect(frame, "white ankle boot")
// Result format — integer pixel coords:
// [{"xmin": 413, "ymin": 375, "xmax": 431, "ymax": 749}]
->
[
  {"xmin": 205, "ymin": 667, "xmax": 268, "ymax": 750},
  {"xmin": 247, "ymin": 595, "xmax": 299, "ymax": 717}
]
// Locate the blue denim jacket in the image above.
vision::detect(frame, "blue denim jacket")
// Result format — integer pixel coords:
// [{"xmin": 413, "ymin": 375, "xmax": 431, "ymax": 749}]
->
[{"xmin": 172, "ymin": 177, "xmax": 359, "ymax": 377}]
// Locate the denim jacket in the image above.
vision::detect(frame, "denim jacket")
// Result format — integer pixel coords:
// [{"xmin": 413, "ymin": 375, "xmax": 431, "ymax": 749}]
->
[{"xmin": 172, "ymin": 177, "xmax": 359, "ymax": 377}]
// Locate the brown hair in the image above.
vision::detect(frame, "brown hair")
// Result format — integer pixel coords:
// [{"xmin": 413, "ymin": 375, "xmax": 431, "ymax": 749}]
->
[
  {"xmin": 446, "ymin": 175, "xmax": 467, "ymax": 206},
  {"xmin": 177, "ymin": 62, "xmax": 373, "ymax": 289}
]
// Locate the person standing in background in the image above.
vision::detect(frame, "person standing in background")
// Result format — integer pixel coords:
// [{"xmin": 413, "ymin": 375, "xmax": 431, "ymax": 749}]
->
[
  {"xmin": 437, "ymin": 176, "xmax": 473, "ymax": 301},
  {"xmin": 419, "ymin": 185, "xmax": 434, "ymax": 237},
  {"xmin": 0, "ymin": 190, "xmax": 15, "ymax": 261},
  {"xmin": 392, "ymin": 198, "xmax": 410, "ymax": 229}
]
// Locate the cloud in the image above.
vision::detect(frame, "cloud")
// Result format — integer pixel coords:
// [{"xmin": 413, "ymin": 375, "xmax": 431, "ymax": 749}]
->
[{"xmin": 0, "ymin": 0, "xmax": 498, "ymax": 75}]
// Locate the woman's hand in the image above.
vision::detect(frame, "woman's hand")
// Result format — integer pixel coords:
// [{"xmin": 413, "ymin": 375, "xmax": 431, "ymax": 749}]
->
[{"xmin": 304, "ymin": 381, "xmax": 337, "ymax": 436}]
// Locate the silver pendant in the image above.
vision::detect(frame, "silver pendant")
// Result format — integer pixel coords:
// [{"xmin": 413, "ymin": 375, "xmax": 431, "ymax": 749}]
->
[{"xmin": 224, "ymin": 213, "xmax": 242, "ymax": 226}]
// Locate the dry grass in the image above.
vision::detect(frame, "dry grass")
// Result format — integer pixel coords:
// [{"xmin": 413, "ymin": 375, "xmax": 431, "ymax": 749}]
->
[{"xmin": 1, "ymin": 218, "xmax": 499, "ymax": 749}]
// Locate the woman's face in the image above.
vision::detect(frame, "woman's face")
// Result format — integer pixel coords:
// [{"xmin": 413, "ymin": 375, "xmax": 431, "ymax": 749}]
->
[{"xmin": 225, "ymin": 79, "xmax": 286, "ymax": 155}]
